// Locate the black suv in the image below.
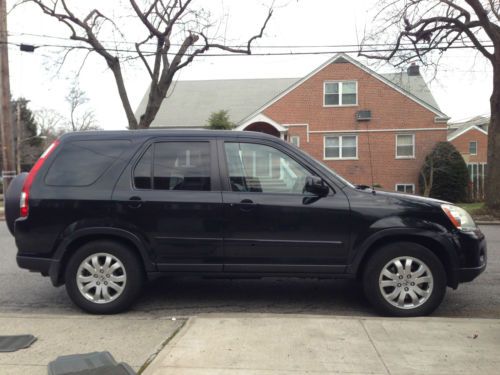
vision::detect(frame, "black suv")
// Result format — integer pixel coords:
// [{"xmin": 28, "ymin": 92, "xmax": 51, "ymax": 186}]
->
[{"xmin": 5, "ymin": 130, "xmax": 486, "ymax": 316}]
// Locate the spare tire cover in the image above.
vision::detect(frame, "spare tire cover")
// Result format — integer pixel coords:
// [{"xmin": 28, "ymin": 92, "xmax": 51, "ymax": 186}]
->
[{"xmin": 5, "ymin": 172, "xmax": 28, "ymax": 236}]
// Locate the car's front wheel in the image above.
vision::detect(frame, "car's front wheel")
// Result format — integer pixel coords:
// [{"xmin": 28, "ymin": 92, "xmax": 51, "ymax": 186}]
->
[
  {"xmin": 363, "ymin": 242, "xmax": 447, "ymax": 317},
  {"xmin": 65, "ymin": 240, "xmax": 144, "ymax": 314}
]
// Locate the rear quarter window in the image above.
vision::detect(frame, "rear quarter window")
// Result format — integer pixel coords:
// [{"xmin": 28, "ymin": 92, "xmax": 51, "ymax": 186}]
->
[{"xmin": 45, "ymin": 140, "xmax": 130, "ymax": 187}]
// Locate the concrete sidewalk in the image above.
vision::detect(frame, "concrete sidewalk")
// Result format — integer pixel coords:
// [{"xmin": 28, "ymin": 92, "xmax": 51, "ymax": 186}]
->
[
  {"xmin": 144, "ymin": 314, "xmax": 500, "ymax": 375},
  {"xmin": 0, "ymin": 313, "xmax": 184, "ymax": 375}
]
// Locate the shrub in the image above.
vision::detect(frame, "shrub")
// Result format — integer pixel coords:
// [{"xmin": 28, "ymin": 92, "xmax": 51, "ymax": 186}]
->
[{"xmin": 419, "ymin": 142, "xmax": 469, "ymax": 202}]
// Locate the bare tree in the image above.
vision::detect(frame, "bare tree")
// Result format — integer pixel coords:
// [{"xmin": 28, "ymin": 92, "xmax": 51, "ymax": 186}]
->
[
  {"xmin": 27, "ymin": 0, "xmax": 273, "ymax": 130},
  {"xmin": 360, "ymin": 0, "xmax": 500, "ymax": 211},
  {"xmin": 65, "ymin": 82, "xmax": 99, "ymax": 132},
  {"xmin": 35, "ymin": 108, "xmax": 63, "ymax": 139}
]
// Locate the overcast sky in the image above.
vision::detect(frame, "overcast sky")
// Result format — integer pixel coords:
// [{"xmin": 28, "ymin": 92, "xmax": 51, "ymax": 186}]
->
[{"xmin": 7, "ymin": 0, "xmax": 493, "ymax": 131}]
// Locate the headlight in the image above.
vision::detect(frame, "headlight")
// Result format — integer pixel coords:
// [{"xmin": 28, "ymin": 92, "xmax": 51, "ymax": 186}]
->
[{"xmin": 441, "ymin": 204, "xmax": 476, "ymax": 231}]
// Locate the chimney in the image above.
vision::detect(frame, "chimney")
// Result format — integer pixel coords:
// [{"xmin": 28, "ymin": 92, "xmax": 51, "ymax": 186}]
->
[{"xmin": 407, "ymin": 63, "xmax": 420, "ymax": 76}]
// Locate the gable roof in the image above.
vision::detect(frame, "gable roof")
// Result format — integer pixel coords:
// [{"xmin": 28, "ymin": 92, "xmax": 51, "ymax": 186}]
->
[
  {"xmin": 239, "ymin": 53, "xmax": 448, "ymax": 124},
  {"xmin": 448, "ymin": 124, "xmax": 488, "ymax": 141},
  {"xmin": 139, "ymin": 53, "xmax": 448, "ymax": 128},
  {"xmin": 135, "ymin": 78, "xmax": 299, "ymax": 128}
]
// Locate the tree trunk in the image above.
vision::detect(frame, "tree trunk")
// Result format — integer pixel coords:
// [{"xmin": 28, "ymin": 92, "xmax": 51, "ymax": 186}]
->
[
  {"xmin": 485, "ymin": 48, "xmax": 500, "ymax": 211},
  {"xmin": 108, "ymin": 58, "xmax": 138, "ymax": 129}
]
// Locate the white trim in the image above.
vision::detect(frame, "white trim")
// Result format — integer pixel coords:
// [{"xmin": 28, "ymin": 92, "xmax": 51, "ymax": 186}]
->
[
  {"xmin": 323, "ymin": 134, "xmax": 358, "ymax": 160},
  {"xmin": 395, "ymin": 134, "xmax": 415, "ymax": 159},
  {"xmin": 235, "ymin": 113, "xmax": 287, "ymax": 132},
  {"xmin": 323, "ymin": 80, "xmax": 358, "ymax": 107},
  {"xmin": 290, "ymin": 135, "xmax": 300, "ymax": 147},
  {"xmin": 447, "ymin": 125, "xmax": 488, "ymax": 141},
  {"xmin": 283, "ymin": 123, "xmax": 310, "ymax": 142},
  {"xmin": 395, "ymin": 183, "xmax": 415, "ymax": 194},
  {"xmin": 309, "ymin": 127, "xmax": 446, "ymax": 134},
  {"xmin": 238, "ymin": 53, "xmax": 448, "ymax": 125}
]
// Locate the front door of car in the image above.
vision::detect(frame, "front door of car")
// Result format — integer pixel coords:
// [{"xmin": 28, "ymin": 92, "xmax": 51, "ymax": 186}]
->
[
  {"xmin": 112, "ymin": 139, "xmax": 224, "ymax": 272},
  {"xmin": 220, "ymin": 140, "xmax": 351, "ymax": 274}
]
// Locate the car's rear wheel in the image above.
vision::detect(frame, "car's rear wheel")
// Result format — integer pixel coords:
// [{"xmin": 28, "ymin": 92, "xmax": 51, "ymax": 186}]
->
[
  {"xmin": 363, "ymin": 242, "xmax": 446, "ymax": 317},
  {"xmin": 65, "ymin": 240, "xmax": 144, "ymax": 314}
]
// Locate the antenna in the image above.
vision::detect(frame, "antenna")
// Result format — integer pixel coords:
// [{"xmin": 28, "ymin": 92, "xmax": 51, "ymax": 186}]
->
[{"xmin": 365, "ymin": 125, "xmax": 376, "ymax": 194}]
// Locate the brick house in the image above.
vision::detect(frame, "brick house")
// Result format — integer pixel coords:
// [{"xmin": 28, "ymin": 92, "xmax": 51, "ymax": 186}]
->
[
  {"xmin": 448, "ymin": 116, "xmax": 489, "ymax": 200},
  {"xmin": 138, "ymin": 53, "xmax": 449, "ymax": 193}
]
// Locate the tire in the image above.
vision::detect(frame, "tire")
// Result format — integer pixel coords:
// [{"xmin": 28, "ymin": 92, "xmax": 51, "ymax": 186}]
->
[
  {"xmin": 363, "ymin": 242, "xmax": 446, "ymax": 317},
  {"xmin": 4, "ymin": 172, "xmax": 28, "ymax": 236},
  {"xmin": 64, "ymin": 240, "xmax": 144, "ymax": 314}
]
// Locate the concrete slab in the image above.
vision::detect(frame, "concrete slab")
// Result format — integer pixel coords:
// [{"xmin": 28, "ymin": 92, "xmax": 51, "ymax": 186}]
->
[
  {"xmin": 0, "ymin": 313, "xmax": 184, "ymax": 375},
  {"xmin": 144, "ymin": 315, "xmax": 388, "ymax": 375},
  {"xmin": 144, "ymin": 315, "xmax": 500, "ymax": 375},
  {"xmin": 363, "ymin": 318, "xmax": 500, "ymax": 374}
]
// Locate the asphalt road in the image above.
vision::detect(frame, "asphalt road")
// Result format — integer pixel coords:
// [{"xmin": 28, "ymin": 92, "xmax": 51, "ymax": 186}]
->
[{"xmin": 0, "ymin": 224, "xmax": 498, "ymax": 318}]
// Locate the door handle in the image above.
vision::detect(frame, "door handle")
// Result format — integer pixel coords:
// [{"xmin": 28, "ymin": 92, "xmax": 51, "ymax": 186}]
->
[
  {"xmin": 238, "ymin": 199, "xmax": 257, "ymax": 212},
  {"xmin": 128, "ymin": 196, "xmax": 143, "ymax": 209}
]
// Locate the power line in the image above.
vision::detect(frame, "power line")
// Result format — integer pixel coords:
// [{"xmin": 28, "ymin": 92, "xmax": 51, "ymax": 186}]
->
[
  {"xmin": 4, "ymin": 40, "xmax": 493, "ymax": 57},
  {"xmin": 8, "ymin": 31, "xmax": 493, "ymax": 50}
]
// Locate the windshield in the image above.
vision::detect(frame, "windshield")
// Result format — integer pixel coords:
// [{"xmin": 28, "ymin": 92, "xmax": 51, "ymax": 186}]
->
[{"xmin": 292, "ymin": 145, "xmax": 355, "ymax": 188}]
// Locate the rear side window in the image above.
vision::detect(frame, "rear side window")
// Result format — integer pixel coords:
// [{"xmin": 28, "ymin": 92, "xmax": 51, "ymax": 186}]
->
[
  {"xmin": 45, "ymin": 140, "xmax": 130, "ymax": 186},
  {"xmin": 133, "ymin": 142, "xmax": 211, "ymax": 191}
]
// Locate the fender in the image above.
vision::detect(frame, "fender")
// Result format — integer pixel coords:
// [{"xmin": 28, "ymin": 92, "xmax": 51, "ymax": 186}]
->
[
  {"xmin": 347, "ymin": 227, "xmax": 460, "ymax": 284},
  {"xmin": 48, "ymin": 227, "xmax": 156, "ymax": 286}
]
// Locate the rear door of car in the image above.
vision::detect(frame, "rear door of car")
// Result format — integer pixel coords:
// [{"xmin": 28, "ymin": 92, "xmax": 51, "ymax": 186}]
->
[
  {"xmin": 112, "ymin": 136, "xmax": 224, "ymax": 271},
  {"xmin": 218, "ymin": 137, "xmax": 351, "ymax": 274}
]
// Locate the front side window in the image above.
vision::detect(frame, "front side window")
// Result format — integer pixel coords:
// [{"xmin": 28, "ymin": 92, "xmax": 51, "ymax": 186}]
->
[
  {"xmin": 469, "ymin": 141, "xmax": 477, "ymax": 155},
  {"xmin": 324, "ymin": 135, "xmax": 357, "ymax": 159},
  {"xmin": 133, "ymin": 142, "xmax": 211, "ymax": 191},
  {"xmin": 224, "ymin": 142, "xmax": 312, "ymax": 194},
  {"xmin": 396, "ymin": 184, "xmax": 415, "ymax": 194},
  {"xmin": 396, "ymin": 134, "xmax": 415, "ymax": 159},
  {"xmin": 324, "ymin": 81, "xmax": 357, "ymax": 106}
]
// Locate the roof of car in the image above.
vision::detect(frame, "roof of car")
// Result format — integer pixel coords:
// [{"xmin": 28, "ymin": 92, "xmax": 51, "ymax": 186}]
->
[{"xmin": 59, "ymin": 129, "xmax": 280, "ymax": 141}]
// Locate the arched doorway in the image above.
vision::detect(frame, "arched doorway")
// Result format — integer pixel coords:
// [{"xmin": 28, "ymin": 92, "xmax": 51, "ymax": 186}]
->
[{"xmin": 244, "ymin": 122, "xmax": 281, "ymax": 137}]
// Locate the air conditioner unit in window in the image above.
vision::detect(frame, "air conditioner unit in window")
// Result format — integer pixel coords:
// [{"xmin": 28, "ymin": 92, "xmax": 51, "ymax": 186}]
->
[{"xmin": 356, "ymin": 110, "xmax": 372, "ymax": 121}]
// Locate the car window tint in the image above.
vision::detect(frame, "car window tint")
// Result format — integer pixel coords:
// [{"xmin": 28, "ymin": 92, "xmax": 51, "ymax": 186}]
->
[
  {"xmin": 133, "ymin": 146, "xmax": 153, "ymax": 189},
  {"xmin": 224, "ymin": 142, "xmax": 312, "ymax": 194},
  {"xmin": 45, "ymin": 140, "xmax": 130, "ymax": 186},
  {"xmin": 153, "ymin": 142, "xmax": 210, "ymax": 191}
]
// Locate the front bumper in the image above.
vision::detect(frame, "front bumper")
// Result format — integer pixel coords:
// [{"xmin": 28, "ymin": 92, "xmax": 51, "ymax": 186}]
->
[
  {"xmin": 454, "ymin": 228, "xmax": 487, "ymax": 284},
  {"xmin": 458, "ymin": 262, "xmax": 486, "ymax": 282}
]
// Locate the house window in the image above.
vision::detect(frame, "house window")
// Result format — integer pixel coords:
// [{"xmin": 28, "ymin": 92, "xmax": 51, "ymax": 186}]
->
[
  {"xmin": 396, "ymin": 134, "xmax": 415, "ymax": 159},
  {"xmin": 324, "ymin": 81, "xmax": 357, "ymax": 106},
  {"xmin": 324, "ymin": 135, "xmax": 358, "ymax": 159},
  {"xmin": 290, "ymin": 136, "xmax": 300, "ymax": 147},
  {"xmin": 395, "ymin": 184, "xmax": 415, "ymax": 194},
  {"xmin": 469, "ymin": 141, "xmax": 477, "ymax": 155}
]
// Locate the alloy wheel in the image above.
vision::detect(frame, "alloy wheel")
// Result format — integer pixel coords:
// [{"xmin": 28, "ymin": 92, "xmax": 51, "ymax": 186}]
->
[
  {"xmin": 378, "ymin": 256, "xmax": 434, "ymax": 309},
  {"xmin": 76, "ymin": 253, "xmax": 127, "ymax": 304}
]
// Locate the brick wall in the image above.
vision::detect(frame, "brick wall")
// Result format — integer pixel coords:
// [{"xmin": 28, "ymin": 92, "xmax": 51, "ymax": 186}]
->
[
  {"xmin": 262, "ymin": 60, "xmax": 447, "ymax": 192},
  {"xmin": 449, "ymin": 128, "xmax": 488, "ymax": 164}
]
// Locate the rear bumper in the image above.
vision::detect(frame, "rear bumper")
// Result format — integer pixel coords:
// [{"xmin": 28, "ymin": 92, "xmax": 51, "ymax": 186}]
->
[
  {"xmin": 16, "ymin": 255, "xmax": 62, "ymax": 286},
  {"xmin": 16, "ymin": 255, "xmax": 52, "ymax": 276}
]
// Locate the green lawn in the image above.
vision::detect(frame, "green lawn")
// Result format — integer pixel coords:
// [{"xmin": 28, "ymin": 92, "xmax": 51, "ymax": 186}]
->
[{"xmin": 458, "ymin": 202, "xmax": 485, "ymax": 214}]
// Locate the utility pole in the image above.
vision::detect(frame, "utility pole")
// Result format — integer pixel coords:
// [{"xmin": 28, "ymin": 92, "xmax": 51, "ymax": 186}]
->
[
  {"xmin": 0, "ymin": 0, "xmax": 15, "ymax": 193},
  {"xmin": 16, "ymin": 100, "xmax": 21, "ymax": 174}
]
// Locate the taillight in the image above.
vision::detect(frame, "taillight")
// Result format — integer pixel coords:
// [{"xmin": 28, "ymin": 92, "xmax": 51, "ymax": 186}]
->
[{"xmin": 20, "ymin": 140, "xmax": 59, "ymax": 218}]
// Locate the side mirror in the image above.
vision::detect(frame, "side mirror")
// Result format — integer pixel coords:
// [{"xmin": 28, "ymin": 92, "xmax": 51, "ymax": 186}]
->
[{"xmin": 304, "ymin": 176, "xmax": 329, "ymax": 197}]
